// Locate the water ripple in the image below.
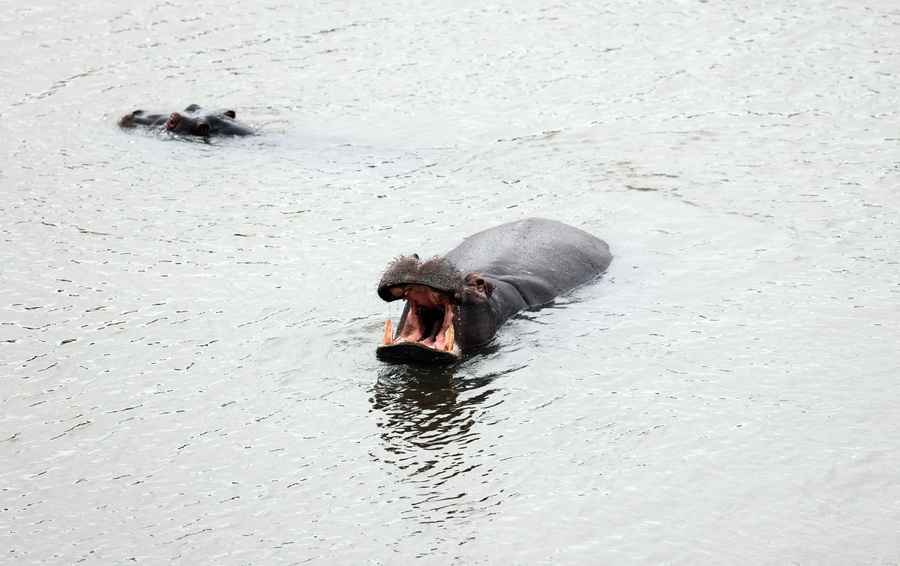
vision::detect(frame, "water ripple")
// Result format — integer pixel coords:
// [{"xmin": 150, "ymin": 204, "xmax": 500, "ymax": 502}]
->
[{"xmin": 369, "ymin": 364, "xmax": 515, "ymax": 524}]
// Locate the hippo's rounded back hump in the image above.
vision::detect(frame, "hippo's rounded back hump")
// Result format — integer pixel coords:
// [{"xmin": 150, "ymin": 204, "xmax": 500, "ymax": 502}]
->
[{"xmin": 445, "ymin": 218, "xmax": 611, "ymax": 296}]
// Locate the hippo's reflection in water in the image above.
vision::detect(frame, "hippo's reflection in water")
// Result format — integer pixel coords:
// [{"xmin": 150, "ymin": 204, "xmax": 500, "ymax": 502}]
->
[{"xmin": 369, "ymin": 362, "xmax": 522, "ymax": 524}]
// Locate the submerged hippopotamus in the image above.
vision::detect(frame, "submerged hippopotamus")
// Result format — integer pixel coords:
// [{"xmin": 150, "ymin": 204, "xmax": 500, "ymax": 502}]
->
[
  {"xmin": 376, "ymin": 218, "xmax": 612, "ymax": 363},
  {"xmin": 118, "ymin": 104, "xmax": 254, "ymax": 137}
]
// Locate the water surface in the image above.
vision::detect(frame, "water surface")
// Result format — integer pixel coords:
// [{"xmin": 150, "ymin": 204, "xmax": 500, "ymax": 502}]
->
[{"xmin": 2, "ymin": 1, "xmax": 899, "ymax": 564}]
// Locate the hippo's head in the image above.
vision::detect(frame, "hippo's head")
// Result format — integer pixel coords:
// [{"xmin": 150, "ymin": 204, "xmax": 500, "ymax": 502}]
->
[
  {"xmin": 376, "ymin": 255, "xmax": 499, "ymax": 364},
  {"xmin": 165, "ymin": 112, "xmax": 209, "ymax": 137},
  {"xmin": 164, "ymin": 110, "xmax": 237, "ymax": 137}
]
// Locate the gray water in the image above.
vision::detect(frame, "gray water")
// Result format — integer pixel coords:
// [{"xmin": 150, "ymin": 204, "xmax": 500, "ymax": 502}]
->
[{"xmin": 2, "ymin": 1, "xmax": 899, "ymax": 564}]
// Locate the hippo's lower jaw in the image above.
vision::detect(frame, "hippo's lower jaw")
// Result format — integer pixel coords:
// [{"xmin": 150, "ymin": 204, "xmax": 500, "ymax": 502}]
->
[
  {"xmin": 376, "ymin": 341, "xmax": 460, "ymax": 364},
  {"xmin": 376, "ymin": 284, "xmax": 462, "ymax": 364}
]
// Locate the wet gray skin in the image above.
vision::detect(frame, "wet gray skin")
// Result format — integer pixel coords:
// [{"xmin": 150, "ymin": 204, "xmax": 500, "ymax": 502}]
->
[
  {"xmin": 118, "ymin": 104, "xmax": 254, "ymax": 137},
  {"xmin": 377, "ymin": 218, "xmax": 612, "ymax": 363}
]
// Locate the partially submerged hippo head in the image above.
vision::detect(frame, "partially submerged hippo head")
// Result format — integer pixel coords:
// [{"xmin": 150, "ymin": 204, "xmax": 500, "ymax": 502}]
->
[
  {"xmin": 117, "ymin": 104, "xmax": 253, "ymax": 137},
  {"xmin": 164, "ymin": 108, "xmax": 238, "ymax": 137},
  {"xmin": 376, "ymin": 255, "xmax": 497, "ymax": 364}
]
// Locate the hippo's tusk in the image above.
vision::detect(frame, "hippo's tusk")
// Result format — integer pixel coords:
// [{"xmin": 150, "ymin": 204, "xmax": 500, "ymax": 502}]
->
[
  {"xmin": 444, "ymin": 324, "xmax": 454, "ymax": 352},
  {"xmin": 383, "ymin": 319, "xmax": 394, "ymax": 345}
]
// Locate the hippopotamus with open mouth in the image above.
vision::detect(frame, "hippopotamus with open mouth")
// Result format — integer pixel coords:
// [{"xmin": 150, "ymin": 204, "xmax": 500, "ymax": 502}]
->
[
  {"xmin": 118, "ymin": 104, "xmax": 254, "ymax": 137},
  {"xmin": 376, "ymin": 218, "xmax": 612, "ymax": 364}
]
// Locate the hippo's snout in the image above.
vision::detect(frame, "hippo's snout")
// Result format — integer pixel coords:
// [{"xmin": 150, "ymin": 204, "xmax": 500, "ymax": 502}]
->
[
  {"xmin": 164, "ymin": 112, "xmax": 181, "ymax": 131},
  {"xmin": 377, "ymin": 255, "xmax": 463, "ymax": 302}
]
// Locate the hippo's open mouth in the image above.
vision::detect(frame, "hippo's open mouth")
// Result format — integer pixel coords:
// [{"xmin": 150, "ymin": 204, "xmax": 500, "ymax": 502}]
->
[
  {"xmin": 164, "ymin": 112, "xmax": 181, "ymax": 131},
  {"xmin": 378, "ymin": 284, "xmax": 460, "ymax": 363}
]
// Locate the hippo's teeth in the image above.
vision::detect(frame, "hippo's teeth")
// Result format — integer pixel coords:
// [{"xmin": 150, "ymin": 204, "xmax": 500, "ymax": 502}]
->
[
  {"xmin": 383, "ymin": 319, "xmax": 394, "ymax": 345},
  {"xmin": 444, "ymin": 325, "xmax": 455, "ymax": 352}
]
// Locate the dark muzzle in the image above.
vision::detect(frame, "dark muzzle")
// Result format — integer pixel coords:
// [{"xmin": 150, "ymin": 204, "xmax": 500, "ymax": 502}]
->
[{"xmin": 377, "ymin": 255, "xmax": 464, "ymax": 302}]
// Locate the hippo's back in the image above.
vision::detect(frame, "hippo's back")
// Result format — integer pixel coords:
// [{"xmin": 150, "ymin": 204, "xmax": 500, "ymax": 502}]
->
[{"xmin": 445, "ymin": 218, "xmax": 611, "ymax": 302}]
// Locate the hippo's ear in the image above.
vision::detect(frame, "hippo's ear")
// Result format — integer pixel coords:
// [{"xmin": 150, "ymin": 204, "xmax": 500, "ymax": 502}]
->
[
  {"xmin": 224, "ymin": 110, "xmax": 236, "ymax": 119},
  {"xmin": 184, "ymin": 104, "xmax": 202, "ymax": 112},
  {"xmin": 195, "ymin": 123, "xmax": 211, "ymax": 137},
  {"xmin": 465, "ymin": 273, "xmax": 493, "ymax": 297}
]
